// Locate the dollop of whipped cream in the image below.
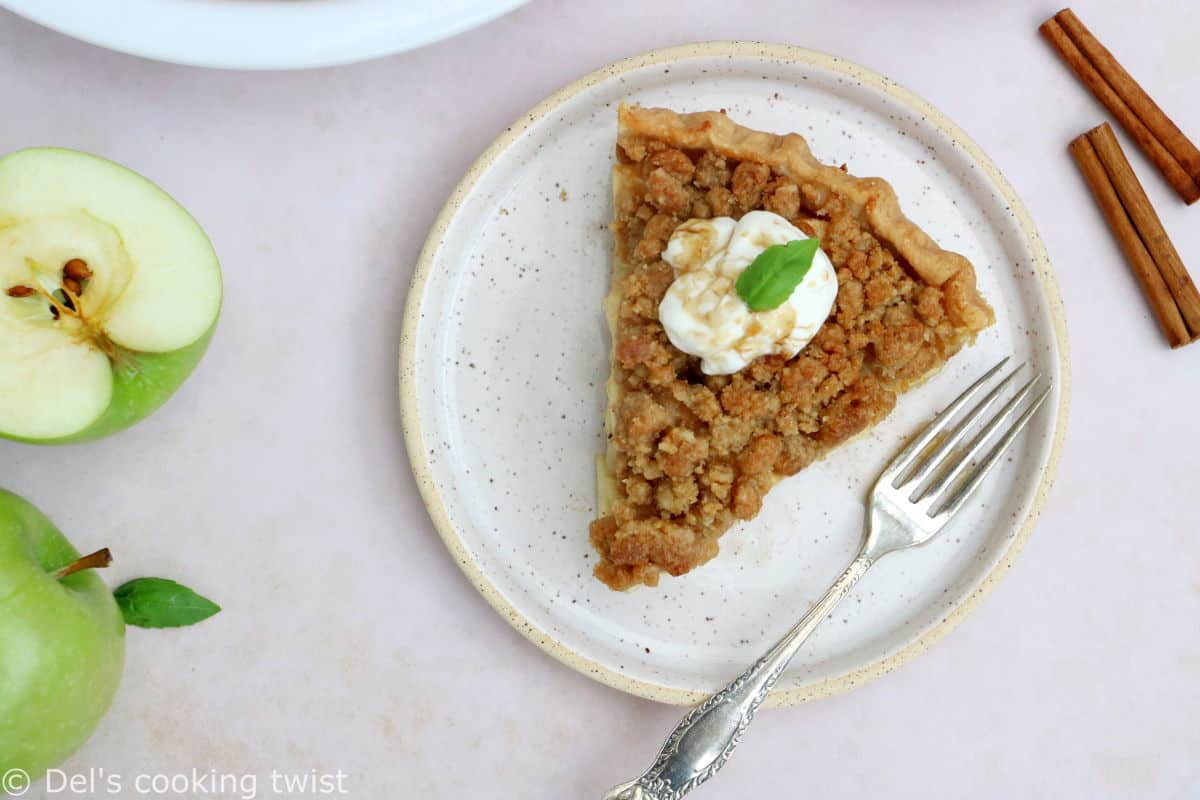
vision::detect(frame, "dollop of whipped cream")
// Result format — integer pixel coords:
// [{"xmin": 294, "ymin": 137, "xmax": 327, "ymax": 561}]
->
[{"xmin": 658, "ymin": 210, "xmax": 838, "ymax": 375}]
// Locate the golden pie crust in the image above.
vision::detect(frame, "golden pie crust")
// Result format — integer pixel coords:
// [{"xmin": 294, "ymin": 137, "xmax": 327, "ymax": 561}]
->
[{"xmin": 592, "ymin": 105, "xmax": 993, "ymax": 590}]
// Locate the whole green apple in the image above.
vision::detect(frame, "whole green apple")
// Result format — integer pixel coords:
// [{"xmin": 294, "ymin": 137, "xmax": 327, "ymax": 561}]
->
[
  {"xmin": 0, "ymin": 489, "xmax": 124, "ymax": 783},
  {"xmin": 0, "ymin": 147, "xmax": 222, "ymax": 444}
]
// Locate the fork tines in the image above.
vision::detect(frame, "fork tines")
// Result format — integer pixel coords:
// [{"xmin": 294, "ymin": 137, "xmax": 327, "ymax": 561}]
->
[{"xmin": 881, "ymin": 358, "xmax": 1052, "ymax": 521}]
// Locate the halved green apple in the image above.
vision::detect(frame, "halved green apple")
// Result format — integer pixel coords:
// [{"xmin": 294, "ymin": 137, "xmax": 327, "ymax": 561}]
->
[{"xmin": 0, "ymin": 148, "xmax": 221, "ymax": 444}]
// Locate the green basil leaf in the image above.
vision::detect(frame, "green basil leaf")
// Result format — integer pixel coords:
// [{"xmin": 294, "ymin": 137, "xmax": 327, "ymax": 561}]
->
[
  {"xmin": 114, "ymin": 578, "xmax": 221, "ymax": 629},
  {"xmin": 735, "ymin": 238, "xmax": 821, "ymax": 311}
]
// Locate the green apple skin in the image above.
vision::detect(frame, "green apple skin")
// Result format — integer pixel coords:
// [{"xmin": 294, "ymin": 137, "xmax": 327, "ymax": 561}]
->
[
  {"xmin": 0, "ymin": 490, "xmax": 125, "ymax": 781},
  {"xmin": 0, "ymin": 321, "xmax": 217, "ymax": 446},
  {"xmin": 0, "ymin": 147, "xmax": 222, "ymax": 445}
]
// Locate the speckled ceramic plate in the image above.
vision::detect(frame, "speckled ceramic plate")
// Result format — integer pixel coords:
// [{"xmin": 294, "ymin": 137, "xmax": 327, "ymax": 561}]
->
[{"xmin": 400, "ymin": 43, "xmax": 1069, "ymax": 706}]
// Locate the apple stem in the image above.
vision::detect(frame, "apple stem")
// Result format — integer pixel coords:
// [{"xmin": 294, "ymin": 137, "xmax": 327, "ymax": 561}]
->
[{"xmin": 52, "ymin": 548, "xmax": 113, "ymax": 581}]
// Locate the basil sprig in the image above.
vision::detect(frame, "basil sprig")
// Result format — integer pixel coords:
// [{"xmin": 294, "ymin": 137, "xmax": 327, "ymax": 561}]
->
[
  {"xmin": 114, "ymin": 578, "xmax": 221, "ymax": 628},
  {"xmin": 735, "ymin": 238, "xmax": 821, "ymax": 311}
]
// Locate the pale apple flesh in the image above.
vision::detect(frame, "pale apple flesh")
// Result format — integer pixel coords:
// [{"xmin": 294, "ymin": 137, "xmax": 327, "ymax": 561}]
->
[
  {"xmin": 0, "ymin": 148, "xmax": 221, "ymax": 443},
  {"xmin": 0, "ymin": 489, "xmax": 125, "ymax": 780}
]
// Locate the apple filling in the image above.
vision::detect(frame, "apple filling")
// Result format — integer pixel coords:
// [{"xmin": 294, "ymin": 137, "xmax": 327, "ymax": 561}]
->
[{"xmin": 0, "ymin": 148, "xmax": 221, "ymax": 442}]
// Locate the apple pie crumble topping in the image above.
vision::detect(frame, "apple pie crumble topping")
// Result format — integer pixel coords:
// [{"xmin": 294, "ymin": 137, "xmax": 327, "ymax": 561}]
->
[{"xmin": 592, "ymin": 106, "xmax": 993, "ymax": 590}]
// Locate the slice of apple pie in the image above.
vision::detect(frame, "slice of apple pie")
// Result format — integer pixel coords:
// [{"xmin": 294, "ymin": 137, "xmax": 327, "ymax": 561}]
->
[{"xmin": 591, "ymin": 105, "xmax": 993, "ymax": 590}]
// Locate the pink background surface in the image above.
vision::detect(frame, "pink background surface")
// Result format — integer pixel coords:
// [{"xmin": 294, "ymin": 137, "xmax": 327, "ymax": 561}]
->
[{"xmin": 0, "ymin": 1, "xmax": 1196, "ymax": 798}]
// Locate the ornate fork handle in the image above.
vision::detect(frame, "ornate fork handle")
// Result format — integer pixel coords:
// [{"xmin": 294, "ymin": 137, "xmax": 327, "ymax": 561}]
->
[
  {"xmin": 606, "ymin": 360, "xmax": 1052, "ymax": 800},
  {"xmin": 606, "ymin": 552, "xmax": 874, "ymax": 800}
]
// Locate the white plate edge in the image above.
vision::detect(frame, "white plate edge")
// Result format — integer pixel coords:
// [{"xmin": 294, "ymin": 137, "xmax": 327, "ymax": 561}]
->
[{"xmin": 398, "ymin": 41, "xmax": 1072, "ymax": 707}]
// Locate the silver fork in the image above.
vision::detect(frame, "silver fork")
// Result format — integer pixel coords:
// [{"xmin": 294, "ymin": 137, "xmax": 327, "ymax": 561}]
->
[{"xmin": 603, "ymin": 358, "xmax": 1051, "ymax": 800}]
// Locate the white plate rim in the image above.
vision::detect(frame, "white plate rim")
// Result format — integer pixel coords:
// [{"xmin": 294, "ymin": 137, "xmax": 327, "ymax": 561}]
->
[
  {"xmin": 0, "ymin": 0, "xmax": 530, "ymax": 71},
  {"xmin": 399, "ymin": 41, "xmax": 1071, "ymax": 706}
]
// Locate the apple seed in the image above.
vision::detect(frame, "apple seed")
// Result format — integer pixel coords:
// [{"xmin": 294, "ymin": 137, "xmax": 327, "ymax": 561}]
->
[
  {"xmin": 63, "ymin": 277, "xmax": 82, "ymax": 296},
  {"xmin": 6, "ymin": 285, "xmax": 35, "ymax": 298},
  {"xmin": 63, "ymin": 258, "xmax": 92, "ymax": 281}
]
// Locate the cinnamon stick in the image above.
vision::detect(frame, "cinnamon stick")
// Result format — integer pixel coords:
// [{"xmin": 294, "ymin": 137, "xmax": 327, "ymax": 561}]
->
[
  {"xmin": 1041, "ymin": 15, "xmax": 1200, "ymax": 205},
  {"xmin": 1056, "ymin": 9, "xmax": 1200, "ymax": 183},
  {"xmin": 1069, "ymin": 133, "xmax": 1189, "ymax": 347},
  {"xmin": 1087, "ymin": 123, "xmax": 1200, "ymax": 337}
]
